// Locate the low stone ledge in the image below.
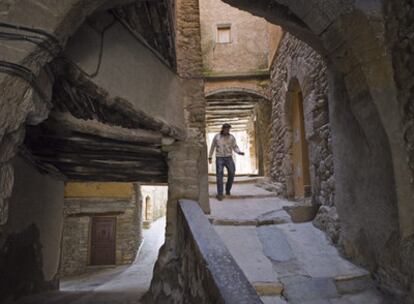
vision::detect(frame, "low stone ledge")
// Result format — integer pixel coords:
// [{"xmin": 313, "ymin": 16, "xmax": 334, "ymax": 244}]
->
[
  {"xmin": 179, "ymin": 199, "xmax": 263, "ymax": 304},
  {"xmin": 283, "ymin": 203, "xmax": 318, "ymax": 223},
  {"xmin": 252, "ymin": 281, "xmax": 284, "ymax": 296},
  {"xmin": 208, "ymin": 216, "xmax": 290, "ymax": 227}
]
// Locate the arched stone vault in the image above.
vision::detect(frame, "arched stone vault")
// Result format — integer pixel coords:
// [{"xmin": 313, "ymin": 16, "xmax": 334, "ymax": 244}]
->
[
  {"xmin": 224, "ymin": 0, "xmax": 414, "ymax": 296},
  {"xmin": 205, "ymin": 87, "xmax": 269, "ymax": 99},
  {"xmin": 0, "ymin": 0, "xmax": 209, "ymax": 300}
]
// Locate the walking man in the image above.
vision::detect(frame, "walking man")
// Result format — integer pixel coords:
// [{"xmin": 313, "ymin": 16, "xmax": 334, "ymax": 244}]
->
[{"xmin": 208, "ymin": 123, "xmax": 245, "ymax": 200}]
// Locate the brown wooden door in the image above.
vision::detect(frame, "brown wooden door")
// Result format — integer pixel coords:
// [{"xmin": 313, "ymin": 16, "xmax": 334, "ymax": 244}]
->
[
  {"xmin": 291, "ymin": 89, "xmax": 311, "ymax": 198},
  {"xmin": 90, "ymin": 217, "xmax": 116, "ymax": 265}
]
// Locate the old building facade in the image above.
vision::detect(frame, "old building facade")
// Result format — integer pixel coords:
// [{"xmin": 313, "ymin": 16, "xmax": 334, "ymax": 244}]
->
[{"xmin": 60, "ymin": 182, "xmax": 142, "ymax": 276}]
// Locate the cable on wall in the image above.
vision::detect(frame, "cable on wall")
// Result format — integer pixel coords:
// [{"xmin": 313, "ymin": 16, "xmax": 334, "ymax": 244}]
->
[{"xmin": 0, "ymin": 60, "xmax": 52, "ymax": 106}]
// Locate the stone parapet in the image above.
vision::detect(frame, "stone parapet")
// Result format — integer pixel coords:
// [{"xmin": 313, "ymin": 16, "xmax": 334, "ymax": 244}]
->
[{"xmin": 176, "ymin": 199, "xmax": 263, "ymax": 304}]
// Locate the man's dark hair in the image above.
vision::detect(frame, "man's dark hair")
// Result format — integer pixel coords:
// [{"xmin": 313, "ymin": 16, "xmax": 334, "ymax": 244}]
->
[{"xmin": 220, "ymin": 123, "xmax": 231, "ymax": 135}]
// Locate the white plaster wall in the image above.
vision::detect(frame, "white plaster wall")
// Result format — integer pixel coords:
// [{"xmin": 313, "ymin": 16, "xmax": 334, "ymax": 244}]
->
[
  {"xmin": 6, "ymin": 157, "xmax": 65, "ymax": 281},
  {"xmin": 64, "ymin": 15, "xmax": 186, "ymax": 131}
]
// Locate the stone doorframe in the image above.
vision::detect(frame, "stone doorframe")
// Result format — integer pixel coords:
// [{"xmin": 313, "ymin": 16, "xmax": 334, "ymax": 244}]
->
[{"xmin": 282, "ymin": 78, "xmax": 313, "ymax": 200}]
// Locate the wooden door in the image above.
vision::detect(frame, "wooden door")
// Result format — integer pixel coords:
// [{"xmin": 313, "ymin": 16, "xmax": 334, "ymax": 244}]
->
[
  {"xmin": 90, "ymin": 217, "xmax": 116, "ymax": 265},
  {"xmin": 291, "ymin": 89, "xmax": 311, "ymax": 198}
]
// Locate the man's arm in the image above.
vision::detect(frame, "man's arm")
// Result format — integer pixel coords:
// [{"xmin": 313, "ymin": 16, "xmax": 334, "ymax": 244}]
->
[
  {"xmin": 208, "ymin": 135, "xmax": 217, "ymax": 163},
  {"xmin": 231, "ymin": 135, "xmax": 244, "ymax": 155}
]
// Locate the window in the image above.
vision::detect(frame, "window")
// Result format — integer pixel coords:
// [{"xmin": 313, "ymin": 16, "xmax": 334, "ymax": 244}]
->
[{"xmin": 217, "ymin": 25, "xmax": 231, "ymax": 43}]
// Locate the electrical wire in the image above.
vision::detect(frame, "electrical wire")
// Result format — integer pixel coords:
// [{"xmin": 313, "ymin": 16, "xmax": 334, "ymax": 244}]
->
[
  {"xmin": 0, "ymin": 19, "xmax": 113, "ymax": 107},
  {"xmin": 0, "ymin": 32, "xmax": 60, "ymax": 56},
  {"xmin": 54, "ymin": 18, "xmax": 117, "ymax": 79},
  {"xmin": 0, "ymin": 22, "xmax": 61, "ymax": 105},
  {"xmin": 89, "ymin": 18, "xmax": 117, "ymax": 78},
  {"xmin": 0, "ymin": 60, "xmax": 52, "ymax": 106},
  {"xmin": 0, "ymin": 22, "xmax": 61, "ymax": 50}
]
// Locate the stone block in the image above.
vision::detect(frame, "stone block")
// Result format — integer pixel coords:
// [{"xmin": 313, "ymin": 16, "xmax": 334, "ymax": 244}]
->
[
  {"xmin": 334, "ymin": 274, "xmax": 372, "ymax": 295},
  {"xmin": 253, "ymin": 281, "xmax": 284, "ymax": 296},
  {"xmin": 282, "ymin": 276, "xmax": 339, "ymax": 304},
  {"xmin": 283, "ymin": 203, "xmax": 318, "ymax": 223},
  {"xmin": 257, "ymin": 225, "xmax": 295, "ymax": 263}
]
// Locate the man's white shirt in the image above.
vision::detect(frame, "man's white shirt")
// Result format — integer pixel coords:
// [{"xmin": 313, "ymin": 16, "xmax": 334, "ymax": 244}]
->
[{"xmin": 209, "ymin": 133, "xmax": 241, "ymax": 158}]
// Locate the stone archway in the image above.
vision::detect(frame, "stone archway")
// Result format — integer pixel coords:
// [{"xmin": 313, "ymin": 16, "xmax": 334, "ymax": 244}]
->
[
  {"xmin": 223, "ymin": 0, "xmax": 413, "ymax": 297},
  {"xmin": 205, "ymin": 88, "xmax": 272, "ymax": 176}
]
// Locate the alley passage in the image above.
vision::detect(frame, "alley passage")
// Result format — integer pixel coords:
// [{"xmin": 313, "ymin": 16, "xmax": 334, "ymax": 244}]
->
[
  {"xmin": 208, "ymin": 177, "xmax": 389, "ymax": 304},
  {"xmin": 7, "ymin": 217, "xmax": 165, "ymax": 304}
]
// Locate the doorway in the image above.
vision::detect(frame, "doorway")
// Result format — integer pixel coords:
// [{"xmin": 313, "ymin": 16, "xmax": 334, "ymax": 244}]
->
[
  {"xmin": 291, "ymin": 84, "xmax": 311, "ymax": 198},
  {"xmin": 90, "ymin": 217, "xmax": 116, "ymax": 266}
]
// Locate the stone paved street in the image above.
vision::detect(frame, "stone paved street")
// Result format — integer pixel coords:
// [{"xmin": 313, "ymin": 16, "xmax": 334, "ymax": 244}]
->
[
  {"xmin": 209, "ymin": 178, "xmax": 391, "ymax": 304},
  {"xmin": 6, "ymin": 218, "xmax": 166, "ymax": 304}
]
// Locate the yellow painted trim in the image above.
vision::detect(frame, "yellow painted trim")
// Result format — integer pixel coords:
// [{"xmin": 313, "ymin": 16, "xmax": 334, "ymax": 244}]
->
[{"xmin": 65, "ymin": 182, "xmax": 134, "ymax": 198}]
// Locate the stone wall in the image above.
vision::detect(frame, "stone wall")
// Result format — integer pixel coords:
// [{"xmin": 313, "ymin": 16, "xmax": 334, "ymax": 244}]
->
[
  {"xmin": 255, "ymin": 101, "xmax": 272, "ymax": 176},
  {"xmin": 199, "ymin": 0, "xmax": 281, "ymax": 74},
  {"xmin": 0, "ymin": 156, "xmax": 64, "ymax": 301},
  {"xmin": 384, "ymin": 1, "xmax": 414, "ymax": 300},
  {"xmin": 269, "ymin": 33, "xmax": 334, "ymax": 207},
  {"xmin": 60, "ymin": 182, "xmax": 142, "ymax": 277}
]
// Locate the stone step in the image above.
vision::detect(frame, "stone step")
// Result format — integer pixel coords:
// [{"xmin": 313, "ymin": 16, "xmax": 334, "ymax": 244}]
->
[
  {"xmin": 208, "ymin": 214, "xmax": 290, "ymax": 227},
  {"xmin": 280, "ymin": 275, "xmax": 383, "ymax": 304},
  {"xmin": 210, "ymin": 198, "xmax": 294, "ymax": 225},
  {"xmin": 209, "ymin": 183, "xmax": 277, "ymax": 199},
  {"xmin": 253, "ymin": 281, "xmax": 284, "ymax": 296}
]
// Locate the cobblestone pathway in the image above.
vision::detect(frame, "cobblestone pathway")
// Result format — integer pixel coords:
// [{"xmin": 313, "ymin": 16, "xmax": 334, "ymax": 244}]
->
[{"xmin": 209, "ymin": 177, "xmax": 391, "ymax": 304}]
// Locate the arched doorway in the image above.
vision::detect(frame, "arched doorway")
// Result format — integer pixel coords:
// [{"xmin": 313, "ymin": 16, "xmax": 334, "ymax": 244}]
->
[{"xmin": 290, "ymin": 81, "xmax": 311, "ymax": 199}]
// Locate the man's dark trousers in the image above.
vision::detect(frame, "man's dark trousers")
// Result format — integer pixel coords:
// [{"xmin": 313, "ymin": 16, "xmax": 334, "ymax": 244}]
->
[{"xmin": 216, "ymin": 156, "xmax": 236, "ymax": 196}]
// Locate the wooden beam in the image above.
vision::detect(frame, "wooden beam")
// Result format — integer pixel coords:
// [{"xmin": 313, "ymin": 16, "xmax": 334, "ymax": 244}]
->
[{"xmin": 47, "ymin": 112, "xmax": 163, "ymax": 144}]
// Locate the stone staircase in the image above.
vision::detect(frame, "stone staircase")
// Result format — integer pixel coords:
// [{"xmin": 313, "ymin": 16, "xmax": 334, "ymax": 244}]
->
[{"xmin": 208, "ymin": 178, "xmax": 389, "ymax": 304}]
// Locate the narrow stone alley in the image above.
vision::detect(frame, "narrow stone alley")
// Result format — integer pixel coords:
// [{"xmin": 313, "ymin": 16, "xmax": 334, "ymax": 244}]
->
[
  {"xmin": 1, "ymin": 0, "xmax": 413, "ymax": 303},
  {"xmin": 208, "ymin": 177, "xmax": 390, "ymax": 304},
  {"xmin": 6, "ymin": 217, "xmax": 166, "ymax": 304}
]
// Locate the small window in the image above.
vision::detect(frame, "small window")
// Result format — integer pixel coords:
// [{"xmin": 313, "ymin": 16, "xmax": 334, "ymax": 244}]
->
[{"xmin": 217, "ymin": 25, "xmax": 231, "ymax": 44}]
